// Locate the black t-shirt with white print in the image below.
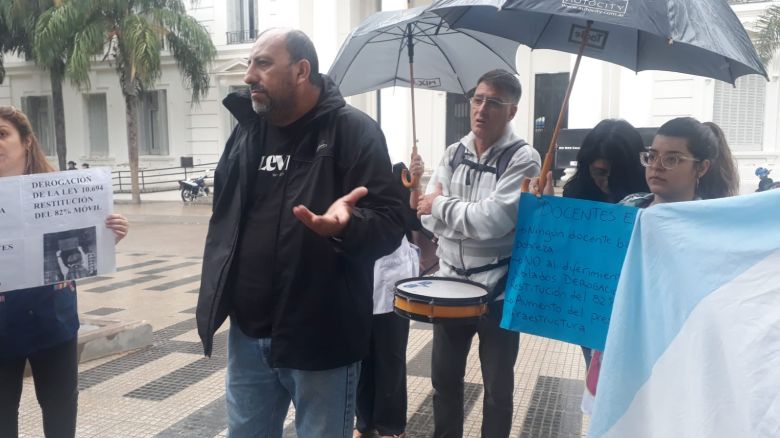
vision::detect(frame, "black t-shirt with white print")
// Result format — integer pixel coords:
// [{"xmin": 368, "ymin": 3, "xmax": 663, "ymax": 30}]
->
[{"xmin": 230, "ymin": 125, "xmax": 294, "ymax": 339}]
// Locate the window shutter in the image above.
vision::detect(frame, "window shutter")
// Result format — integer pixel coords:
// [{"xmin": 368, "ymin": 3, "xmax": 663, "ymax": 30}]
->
[{"xmin": 713, "ymin": 75, "xmax": 766, "ymax": 152}]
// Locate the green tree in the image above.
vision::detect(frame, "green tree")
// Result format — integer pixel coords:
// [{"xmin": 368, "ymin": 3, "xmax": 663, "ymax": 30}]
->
[
  {"xmin": 36, "ymin": 0, "xmax": 216, "ymax": 203},
  {"xmin": 0, "ymin": 0, "xmax": 70, "ymax": 171},
  {"xmin": 755, "ymin": 5, "xmax": 780, "ymax": 65}
]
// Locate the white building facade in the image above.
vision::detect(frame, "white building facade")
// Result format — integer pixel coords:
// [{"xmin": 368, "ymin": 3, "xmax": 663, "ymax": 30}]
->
[{"xmin": 0, "ymin": 0, "xmax": 777, "ymax": 193}]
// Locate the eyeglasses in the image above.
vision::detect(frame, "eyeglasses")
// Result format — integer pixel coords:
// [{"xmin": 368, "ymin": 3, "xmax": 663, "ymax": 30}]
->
[
  {"xmin": 639, "ymin": 151, "xmax": 700, "ymax": 170},
  {"xmin": 469, "ymin": 96, "xmax": 513, "ymax": 110}
]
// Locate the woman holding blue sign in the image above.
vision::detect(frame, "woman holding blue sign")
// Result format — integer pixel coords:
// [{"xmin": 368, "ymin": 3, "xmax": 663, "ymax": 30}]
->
[
  {"xmin": 533, "ymin": 116, "xmax": 739, "ymax": 414},
  {"xmin": 0, "ymin": 106, "xmax": 129, "ymax": 438},
  {"xmin": 556, "ymin": 119, "xmax": 649, "ymax": 368}
]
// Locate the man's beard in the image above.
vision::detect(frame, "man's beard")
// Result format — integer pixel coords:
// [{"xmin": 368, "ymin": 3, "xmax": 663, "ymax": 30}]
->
[
  {"xmin": 252, "ymin": 99, "xmax": 270, "ymax": 114},
  {"xmin": 250, "ymin": 79, "xmax": 294, "ymax": 116},
  {"xmin": 249, "ymin": 84, "xmax": 271, "ymax": 114}
]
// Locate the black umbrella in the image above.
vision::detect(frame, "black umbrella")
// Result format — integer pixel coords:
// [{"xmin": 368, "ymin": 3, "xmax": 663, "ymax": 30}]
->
[{"xmin": 429, "ymin": 0, "xmax": 768, "ymax": 189}]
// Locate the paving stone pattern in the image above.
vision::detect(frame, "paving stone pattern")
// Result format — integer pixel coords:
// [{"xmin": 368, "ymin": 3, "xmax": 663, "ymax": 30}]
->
[{"xmin": 17, "ymin": 252, "xmax": 589, "ymax": 437}]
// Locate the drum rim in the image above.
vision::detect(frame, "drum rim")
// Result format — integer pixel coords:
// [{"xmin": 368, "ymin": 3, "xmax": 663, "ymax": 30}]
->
[
  {"xmin": 394, "ymin": 276, "xmax": 489, "ymax": 305},
  {"xmin": 393, "ymin": 308, "xmax": 485, "ymax": 325}
]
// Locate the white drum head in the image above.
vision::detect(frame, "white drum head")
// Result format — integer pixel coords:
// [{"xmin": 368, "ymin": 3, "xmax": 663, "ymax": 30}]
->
[{"xmin": 396, "ymin": 278, "xmax": 487, "ymax": 299}]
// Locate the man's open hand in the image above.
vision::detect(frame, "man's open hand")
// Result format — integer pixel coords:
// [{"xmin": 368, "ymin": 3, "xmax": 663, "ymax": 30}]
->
[{"xmin": 292, "ymin": 186, "xmax": 368, "ymax": 237}]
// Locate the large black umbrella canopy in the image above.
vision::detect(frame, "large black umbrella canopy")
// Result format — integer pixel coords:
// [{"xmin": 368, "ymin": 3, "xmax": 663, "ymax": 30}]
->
[
  {"xmin": 430, "ymin": 0, "xmax": 768, "ymax": 83},
  {"xmin": 428, "ymin": 0, "xmax": 768, "ymax": 189},
  {"xmin": 328, "ymin": 5, "xmax": 521, "ymax": 96},
  {"xmin": 328, "ymin": 5, "xmax": 522, "ymax": 188}
]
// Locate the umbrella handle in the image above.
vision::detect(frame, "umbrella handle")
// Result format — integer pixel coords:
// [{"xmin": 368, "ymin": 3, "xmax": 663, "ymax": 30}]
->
[
  {"xmin": 402, "ymin": 147, "xmax": 421, "ymax": 189},
  {"xmin": 401, "ymin": 168, "xmax": 420, "ymax": 189}
]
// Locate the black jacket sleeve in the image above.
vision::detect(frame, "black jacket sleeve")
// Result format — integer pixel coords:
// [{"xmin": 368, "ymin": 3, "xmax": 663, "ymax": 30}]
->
[{"xmin": 332, "ymin": 113, "xmax": 405, "ymax": 261}]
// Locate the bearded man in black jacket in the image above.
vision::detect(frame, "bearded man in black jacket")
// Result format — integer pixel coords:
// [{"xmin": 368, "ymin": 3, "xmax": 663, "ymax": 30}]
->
[{"xmin": 196, "ymin": 28, "xmax": 405, "ymax": 438}]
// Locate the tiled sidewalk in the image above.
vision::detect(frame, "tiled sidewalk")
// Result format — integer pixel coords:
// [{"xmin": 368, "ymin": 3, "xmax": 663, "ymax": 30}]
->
[{"xmin": 17, "ymin": 206, "xmax": 589, "ymax": 437}]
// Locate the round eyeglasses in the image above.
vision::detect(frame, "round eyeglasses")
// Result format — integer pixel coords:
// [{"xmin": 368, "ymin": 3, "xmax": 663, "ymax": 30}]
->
[{"xmin": 639, "ymin": 151, "xmax": 700, "ymax": 170}]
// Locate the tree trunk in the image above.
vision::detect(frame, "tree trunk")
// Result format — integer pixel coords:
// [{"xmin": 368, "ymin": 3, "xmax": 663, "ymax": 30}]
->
[
  {"xmin": 50, "ymin": 64, "xmax": 67, "ymax": 171},
  {"xmin": 124, "ymin": 92, "xmax": 141, "ymax": 204}
]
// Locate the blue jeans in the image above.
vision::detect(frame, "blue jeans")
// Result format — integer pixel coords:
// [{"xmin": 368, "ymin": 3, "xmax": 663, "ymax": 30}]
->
[{"xmin": 226, "ymin": 323, "xmax": 359, "ymax": 438}]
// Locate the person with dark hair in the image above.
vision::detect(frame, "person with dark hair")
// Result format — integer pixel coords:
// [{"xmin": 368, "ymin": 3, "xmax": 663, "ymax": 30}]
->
[
  {"xmin": 411, "ymin": 69, "xmax": 541, "ymax": 438},
  {"xmin": 0, "ymin": 106, "xmax": 129, "ymax": 438},
  {"xmin": 66, "ymin": 160, "xmax": 77, "ymax": 170},
  {"xmin": 80, "ymin": 162, "xmax": 89, "ymax": 169},
  {"xmin": 561, "ymin": 119, "xmax": 649, "ymax": 204},
  {"xmin": 628, "ymin": 116, "xmax": 739, "ymax": 205},
  {"xmin": 532, "ymin": 119, "xmax": 649, "ymax": 368},
  {"xmin": 581, "ymin": 117, "xmax": 738, "ymax": 414},
  {"xmin": 195, "ymin": 29, "xmax": 405, "ymax": 438},
  {"xmin": 354, "ymin": 163, "xmax": 420, "ymax": 438}
]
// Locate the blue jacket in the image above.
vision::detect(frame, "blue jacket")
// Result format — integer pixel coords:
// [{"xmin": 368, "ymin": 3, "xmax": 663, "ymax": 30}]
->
[{"xmin": 0, "ymin": 282, "xmax": 79, "ymax": 361}]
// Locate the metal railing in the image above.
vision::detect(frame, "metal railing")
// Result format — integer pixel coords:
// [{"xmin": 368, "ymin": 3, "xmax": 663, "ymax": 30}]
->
[
  {"xmin": 112, "ymin": 162, "xmax": 218, "ymax": 193},
  {"xmin": 226, "ymin": 29, "xmax": 258, "ymax": 45}
]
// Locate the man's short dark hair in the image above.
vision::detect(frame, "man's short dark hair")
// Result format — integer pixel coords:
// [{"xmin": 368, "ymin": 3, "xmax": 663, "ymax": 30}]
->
[
  {"xmin": 285, "ymin": 30, "xmax": 322, "ymax": 87},
  {"xmin": 476, "ymin": 69, "xmax": 521, "ymax": 104}
]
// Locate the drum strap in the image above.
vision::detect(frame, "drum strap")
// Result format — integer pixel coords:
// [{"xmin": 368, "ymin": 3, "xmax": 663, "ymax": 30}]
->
[{"xmin": 448, "ymin": 257, "xmax": 510, "ymax": 277}]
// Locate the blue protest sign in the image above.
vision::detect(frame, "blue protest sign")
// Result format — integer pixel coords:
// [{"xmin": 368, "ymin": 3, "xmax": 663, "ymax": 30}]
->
[{"xmin": 500, "ymin": 194, "xmax": 638, "ymax": 350}]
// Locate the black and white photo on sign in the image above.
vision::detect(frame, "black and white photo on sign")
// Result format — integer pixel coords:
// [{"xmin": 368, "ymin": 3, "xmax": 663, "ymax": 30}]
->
[
  {"xmin": 43, "ymin": 226, "xmax": 98, "ymax": 283},
  {"xmin": 1, "ymin": 168, "xmax": 114, "ymax": 291}
]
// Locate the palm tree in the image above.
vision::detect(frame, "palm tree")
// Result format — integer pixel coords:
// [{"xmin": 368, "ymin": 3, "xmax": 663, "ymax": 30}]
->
[
  {"xmin": 755, "ymin": 5, "xmax": 780, "ymax": 65},
  {"xmin": 0, "ymin": 0, "xmax": 70, "ymax": 171},
  {"xmin": 36, "ymin": 0, "xmax": 216, "ymax": 203}
]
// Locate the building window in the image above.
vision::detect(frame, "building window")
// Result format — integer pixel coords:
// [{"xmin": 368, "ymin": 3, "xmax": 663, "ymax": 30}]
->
[
  {"xmin": 445, "ymin": 93, "xmax": 470, "ymax": 147},
  {"xmin": 226, "ymin": 0, "xmax": 257, "ymax": 44},
  {"xmin": 86, "ymin": 94, "xmax": 109, "ymax": 157},
  {"xmin": 21, "ymin": 96, "xmax": 55, "ymax": 156},
  {"xmin": 713, "ymin": 75, "xmax": 766, "ymax": 152},
  {"xmin": 137, "ymin": 90, "xmax": 169, "ymax": 156}
]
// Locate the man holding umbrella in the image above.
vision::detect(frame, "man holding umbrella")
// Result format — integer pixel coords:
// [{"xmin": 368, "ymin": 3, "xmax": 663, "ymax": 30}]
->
[{"xmin": 412, "ymin": 69, "xmax": 540, "ymax": 438}]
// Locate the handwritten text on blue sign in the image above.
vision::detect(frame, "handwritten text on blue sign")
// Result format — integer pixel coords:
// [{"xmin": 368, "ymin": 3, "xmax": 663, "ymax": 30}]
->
[{"xmin": 501, "ymin": 194, "xmax": 638, "ymax": 350}]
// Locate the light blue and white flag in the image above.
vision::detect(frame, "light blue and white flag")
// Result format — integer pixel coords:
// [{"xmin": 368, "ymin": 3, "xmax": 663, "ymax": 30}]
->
[{"xmin": 589, "ymin": 189, "xmax": 780, "ymax": 438}]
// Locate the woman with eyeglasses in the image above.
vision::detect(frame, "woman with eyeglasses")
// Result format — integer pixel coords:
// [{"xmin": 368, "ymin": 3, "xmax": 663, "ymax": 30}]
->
[
  {"xmin": 586, "ymin": 117, "xmax": 738, "ymax": 414},
  {"xmin": 531, "ymin": 117, "xmax": 739, "ymax": 414},
  {"xmin": 0, "ymin": 106, "xmax": 129, "ymax": 437},
  {"xmin": 623, "ymin": 117, "xmax": 739, "ymax": 207}
]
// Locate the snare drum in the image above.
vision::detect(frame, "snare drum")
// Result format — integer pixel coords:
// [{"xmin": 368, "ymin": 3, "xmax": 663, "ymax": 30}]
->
[{"xmin": 394, "ymin": 277, "xmax": 489, "ymax": 324}]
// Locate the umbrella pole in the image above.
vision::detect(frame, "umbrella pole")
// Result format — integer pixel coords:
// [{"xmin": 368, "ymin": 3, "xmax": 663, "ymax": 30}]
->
[
  {"xmin": 534, "ymin": 20, "xmax": 594, "ymax": 193},
  {"xmin": 402, "ymin": 26, "xmax": 421, "ymax": 191}
]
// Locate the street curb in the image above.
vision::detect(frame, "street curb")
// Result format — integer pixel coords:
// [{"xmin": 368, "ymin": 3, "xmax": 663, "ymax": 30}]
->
[{"xmin": 24, "ymin": 317, "xmax": 153, "ymax": 377}]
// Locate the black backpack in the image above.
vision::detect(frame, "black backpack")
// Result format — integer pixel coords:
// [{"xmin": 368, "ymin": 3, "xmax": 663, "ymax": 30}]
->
[{"xmin": 448, "ymin": 140, "xmax": 528, "ymax": 185}]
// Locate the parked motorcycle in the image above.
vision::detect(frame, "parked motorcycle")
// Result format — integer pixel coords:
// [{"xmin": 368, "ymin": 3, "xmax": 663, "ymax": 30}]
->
[
  {"xmin": 755, "ymin": 167, "xmax": 780, "ymax": 192},
  {"xmin": 179, "ymin": 171, "xmax": 211, "ymax": 202}
]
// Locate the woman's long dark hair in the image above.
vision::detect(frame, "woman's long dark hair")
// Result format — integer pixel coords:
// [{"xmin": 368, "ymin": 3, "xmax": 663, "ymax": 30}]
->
[
  {"xmin": 656, "ymin": 117, "xmax": 739, "ymax": 199},
  {"xmin": 562, "ymin": 119, "xmax": 649, "ymax": 203}
]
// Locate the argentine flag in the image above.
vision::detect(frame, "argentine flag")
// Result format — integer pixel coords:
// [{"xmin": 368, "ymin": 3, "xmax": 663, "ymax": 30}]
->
[{"xmin": 589, "ymin": 189, "xmax": 780, "ymax": 437}]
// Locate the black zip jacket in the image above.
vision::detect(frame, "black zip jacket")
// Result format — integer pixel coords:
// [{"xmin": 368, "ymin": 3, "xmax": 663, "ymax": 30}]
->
[{"xmin": 196, "ymin": 75, "xmax": 405, "ymax": 370}]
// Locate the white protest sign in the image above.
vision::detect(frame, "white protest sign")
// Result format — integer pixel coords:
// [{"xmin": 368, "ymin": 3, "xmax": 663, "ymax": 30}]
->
[{"xmin": 0, "ymin": 168, "xmax": 115, "ymax": 292}]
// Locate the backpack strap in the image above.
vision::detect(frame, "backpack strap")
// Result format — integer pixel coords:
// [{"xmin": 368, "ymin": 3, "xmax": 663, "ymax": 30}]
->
[
  {"xmin": 448, "ymin": 143, "xmax": 467, "ymax": 174},
  {"xmin": 495, "ymin": 140, "xmax": 527, "ymax": 179},
  {"xmin": 449, "ymin": 140, "xmax": 528, "ymax": 180}
]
